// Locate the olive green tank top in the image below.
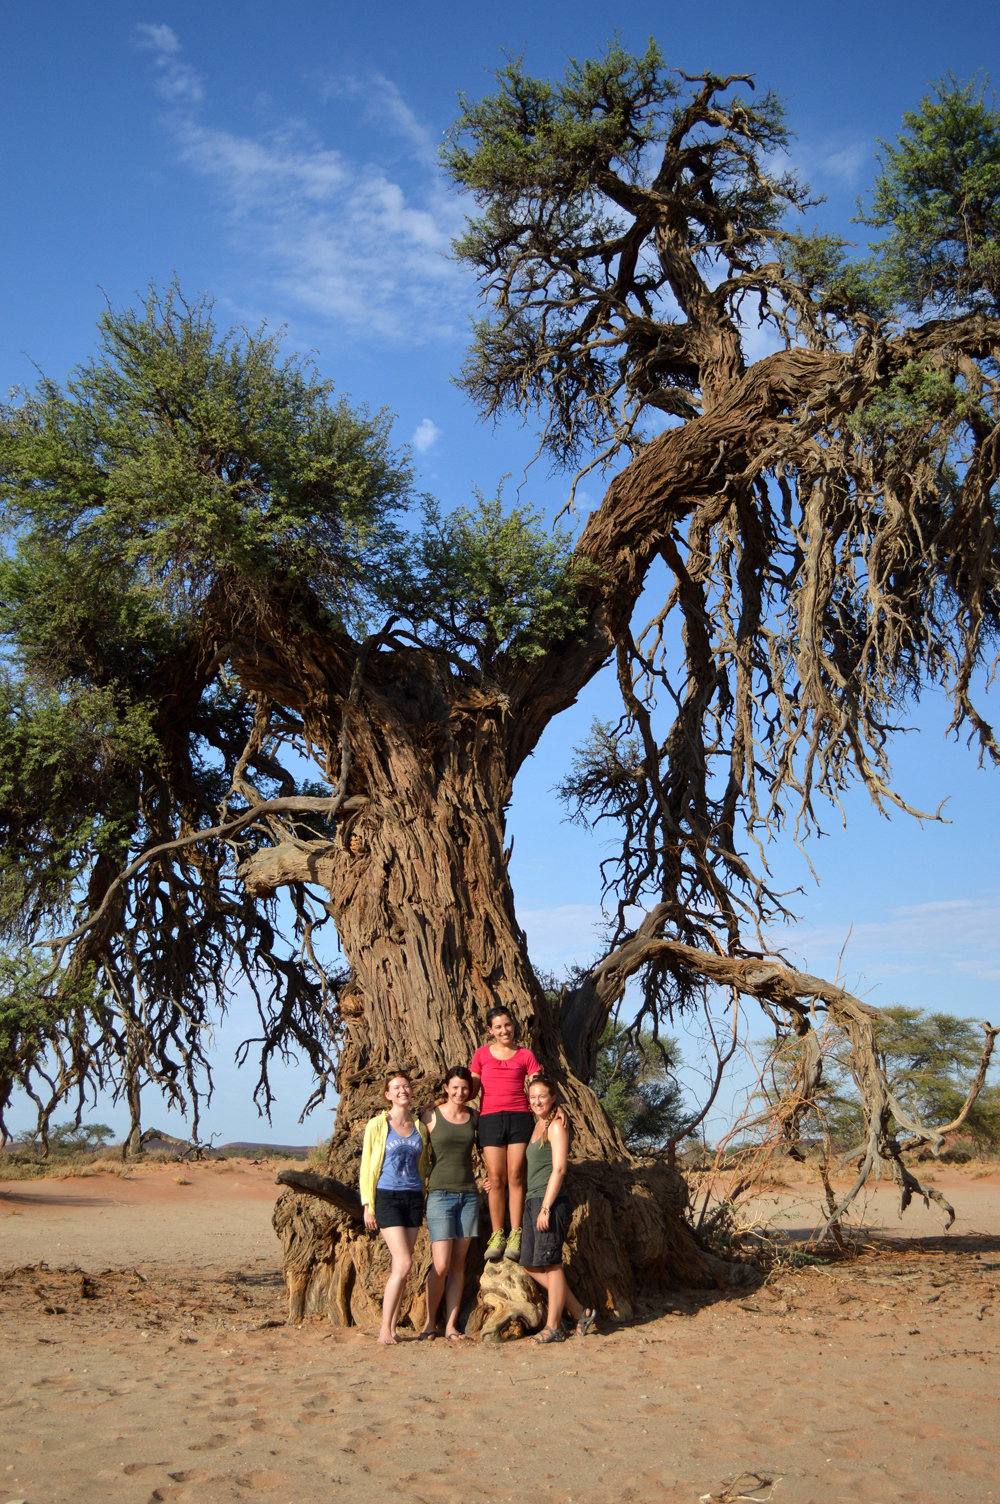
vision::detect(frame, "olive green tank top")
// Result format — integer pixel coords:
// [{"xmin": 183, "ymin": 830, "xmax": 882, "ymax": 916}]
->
[
  {"xmin": 427, "ymin": 1110, "xmax": 478, "ymax": 1193},
  {"xmin": 526, "ymin": 1132, "xmax": 554, "ymax": 1200}
]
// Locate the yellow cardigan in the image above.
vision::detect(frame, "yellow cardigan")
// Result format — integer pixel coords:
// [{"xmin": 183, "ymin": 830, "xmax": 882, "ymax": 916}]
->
[{"xmin": 359, "ymin": 1112, "xmax": 430, "ymax": 1210}]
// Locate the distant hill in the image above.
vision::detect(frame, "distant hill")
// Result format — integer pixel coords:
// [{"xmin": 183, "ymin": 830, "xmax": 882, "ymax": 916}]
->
[
  {"xmin": 219, "ymin": 1141, "xmax": 310, "ymax": 1158},
  {"xmin": 139, "ymin": 1136, "xmax": 311, "ymax": 1159}
]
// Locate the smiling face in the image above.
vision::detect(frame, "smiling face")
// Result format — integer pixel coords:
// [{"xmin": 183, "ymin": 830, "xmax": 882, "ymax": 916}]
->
[
  {"xmin": 528, "ymin": 1081, "xmax": 556, "ymax": 1120},
  {"xmin": 444, "ymin": 1075, "xmax": 471, "ymax": 1107},
  {"xmin": 384, "ymin": 1074, "xmax": 413, "ymax": 1109},
  {"xmin": 488, "ymin": 1011, "xmax": 515, "ymax": 1047}
]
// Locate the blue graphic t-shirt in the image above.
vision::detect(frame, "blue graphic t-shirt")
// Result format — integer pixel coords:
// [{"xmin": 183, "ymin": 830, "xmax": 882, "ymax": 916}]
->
[{"xmin": 376, "ymin": 1123, "xmax": 423, "ymax": 1192}]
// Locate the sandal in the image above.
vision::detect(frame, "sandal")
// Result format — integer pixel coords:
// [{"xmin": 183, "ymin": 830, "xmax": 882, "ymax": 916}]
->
[
  {"xmin": 532, "ymin": 1325, "xmax": 566, "ymax": 1344},
  {"xmin": 575, "ymin": 1308, "xmax": 597, "ymax": 1336}
]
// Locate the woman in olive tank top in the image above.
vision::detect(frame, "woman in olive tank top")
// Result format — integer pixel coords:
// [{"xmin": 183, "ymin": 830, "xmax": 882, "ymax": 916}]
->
[
  {"xmin": 418, "ymin": 1066, "xmax": 481, "ymax": 1340},
  {"xmin": 522, "ymin": 1075, "xmax": 596, "ymax": 1343}
]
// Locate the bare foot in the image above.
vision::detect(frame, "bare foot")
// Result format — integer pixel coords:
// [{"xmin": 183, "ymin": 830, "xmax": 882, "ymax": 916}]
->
[
  {"xmin": 445, "ymin": 1330, "xmax": 466, "ymax": 1342},
  {"xmin": 417, "ymin": 1329, "xmax": 437, "ymax": 1340},
  {"xmin": 376, "ymin": 1331, "xmax": 398, "ymax": 1345}
]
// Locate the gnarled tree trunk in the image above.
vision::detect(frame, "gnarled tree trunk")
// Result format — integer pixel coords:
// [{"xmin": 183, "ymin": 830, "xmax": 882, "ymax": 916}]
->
[{"xmin": 237, "ymin": 662, "xmax": 743, "ymax": 1330}]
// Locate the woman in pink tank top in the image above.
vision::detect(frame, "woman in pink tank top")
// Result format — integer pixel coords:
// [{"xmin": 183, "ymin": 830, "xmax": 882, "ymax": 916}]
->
[{"xmin": 469, "ymin": 1005, "xmax": 541, "ymax": 1266}]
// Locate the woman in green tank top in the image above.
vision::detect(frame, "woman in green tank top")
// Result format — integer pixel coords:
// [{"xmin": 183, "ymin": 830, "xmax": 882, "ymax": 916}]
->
[
  {"xmin": 522, "ymin": 1074, "xmax": 596, "ymax": 1343},
  {"xmin": 418, "ymin": 1066, "xmax": 481, "ymax": 1340}
]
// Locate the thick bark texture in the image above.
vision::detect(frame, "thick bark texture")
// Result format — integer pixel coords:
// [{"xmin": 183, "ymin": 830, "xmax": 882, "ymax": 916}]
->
[
  {"xmin": 230, "ymin": 324, "xmax": 1000, "ymax": 1329},
  {"xmin": 239, "ymin": 652, "xmax": 744, "ymax": 1329}
]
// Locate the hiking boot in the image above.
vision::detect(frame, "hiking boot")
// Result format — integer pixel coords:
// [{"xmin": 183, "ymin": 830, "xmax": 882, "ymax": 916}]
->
[
  {"xmin": 484, "ymin": 1229, "xmax": 507, "ymax": 1262},
  {"xmin": 504, "ymin": 1227, "xmax": 522, "ymax": 1263}
]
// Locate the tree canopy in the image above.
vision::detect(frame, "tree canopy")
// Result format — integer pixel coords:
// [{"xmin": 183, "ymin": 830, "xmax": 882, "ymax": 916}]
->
[
  {"xmin": 0, "ymin": 287, "xmax": 411, "ymax": 1141},
  {"xmin": 1, "ymin": 52, "xmax": 998, "ymax": 1175}
]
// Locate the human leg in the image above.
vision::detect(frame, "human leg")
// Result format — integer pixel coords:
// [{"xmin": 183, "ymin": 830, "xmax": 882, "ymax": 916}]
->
[
  {"xmin": 505, "ymin": 1140, "xmax": 528, "ymax": 1233},
  {"xmin": 423, "ymin": 1192, "xmax": 459, "ymax": 1335},
  {"xmin": 378, "ymin": 1224, "xmax": 420, "ymax": 1343},
  {"xmin": 541, "ymin": 1263, "xmax": 570, "ymax": 1329},
  {"xmin": 482, "ymin": 1144, "xmax": 509, "ymax": 1234},
  {"xmin": 443, "ymin": 1236, "xmax": 471, "ymax": 1337},
  {"xmin": 521, "ymin": 1265, "xmax": 565, "ymax": 1343},
  {"xmin": 422, "ymin": 1239, "xmax": 452, "ymax": 1335}
]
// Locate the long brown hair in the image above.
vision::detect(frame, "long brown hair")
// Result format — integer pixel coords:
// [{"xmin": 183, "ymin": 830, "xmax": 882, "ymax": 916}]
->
[{"xmin": 527, "ymin": 1073, "xmax": 564, "ymax": 1144}]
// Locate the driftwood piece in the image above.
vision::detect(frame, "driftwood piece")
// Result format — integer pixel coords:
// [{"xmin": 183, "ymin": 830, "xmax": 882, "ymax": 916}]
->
[
  {"xmin": 469, "ymin": 1260, "xmax": 547, "ymax": 1343},
  {"xmin": 275, "ymin": 1168, "xmax": 364, "ymax": 1219}
]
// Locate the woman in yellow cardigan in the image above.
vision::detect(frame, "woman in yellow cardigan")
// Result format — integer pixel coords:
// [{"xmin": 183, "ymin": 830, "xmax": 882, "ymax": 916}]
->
[{"xmin": 360, "ymin": 1070, "xmax": 431, "ymax": 1345}]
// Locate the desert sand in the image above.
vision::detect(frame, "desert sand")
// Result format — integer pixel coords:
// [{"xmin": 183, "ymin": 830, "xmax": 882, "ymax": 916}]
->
[{"xmin": 2, "ymin": 1159, "xmax": 998, "ymax": 1504}]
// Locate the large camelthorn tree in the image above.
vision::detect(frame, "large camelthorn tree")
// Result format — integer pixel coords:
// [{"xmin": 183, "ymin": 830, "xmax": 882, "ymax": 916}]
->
[{"xmin": 2, "ymin": 51, "xmax": 998, "ymax": 1326}]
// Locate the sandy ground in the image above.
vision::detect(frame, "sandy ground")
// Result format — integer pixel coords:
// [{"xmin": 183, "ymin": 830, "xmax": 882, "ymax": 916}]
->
[{"xmin": 2, "ymin": 1161, "xmax": 999, "ymax": 1504}]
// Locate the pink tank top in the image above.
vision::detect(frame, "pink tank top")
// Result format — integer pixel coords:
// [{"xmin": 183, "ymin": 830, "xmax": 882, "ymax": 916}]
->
[{"xmin": 470, "ymin": 1045, "xmax": 541, "ymax": 1115}]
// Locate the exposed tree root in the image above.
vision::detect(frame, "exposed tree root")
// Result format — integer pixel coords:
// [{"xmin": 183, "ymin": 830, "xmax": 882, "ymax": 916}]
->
[
  {"xmin": 272, "ymin": 1153, "xmax": 757, "ymax": 1332},
  {"xmin": 469, "ymin": 1261, "xmax": 546, "ymax": 1342}
]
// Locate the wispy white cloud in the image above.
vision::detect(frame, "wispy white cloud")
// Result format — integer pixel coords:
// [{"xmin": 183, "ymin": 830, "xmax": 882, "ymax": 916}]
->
[
  {"xmin": 135, "ymin": 26, "xmax": 470, "ymax": 342},
  {"xmin": 135, "ymin": 22, "xmax": 204, "ymax": 105},
  {"xmin": 821, "ymin": 143, "xmax": 869, "ymax": 185},
  {"xmin": 518, "ymin": 903, "xmax": 606, "ymax": 971},
  {"xmin": 766, "ymin": 134, "xmax": 872, "ymax": 197},
  {"xmin": 775, "ymin": 894, "xmax": 1000, "ymax": 987},
  {"xmin": 412, "ymin": 417, "xmax": 441, "ymax": 453},
  {"xmin": 320, "ymin": 72, "xmax": 439, "ymax": 167}
]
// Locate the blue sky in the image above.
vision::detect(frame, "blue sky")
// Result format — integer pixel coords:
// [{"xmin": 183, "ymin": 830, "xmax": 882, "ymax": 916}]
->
[{"xmin": 3, "ymin": 0, "xmax": 999, "ymax": 1142}]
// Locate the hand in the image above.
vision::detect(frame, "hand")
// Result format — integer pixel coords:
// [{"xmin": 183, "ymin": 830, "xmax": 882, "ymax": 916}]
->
[
  {"xmin": 364, "ymin": 1207, "xmax": 378, "ymax": 1232},
  {"xmin": 481, "ymin": 1176, "xmax": 490, "ymax": 1194},
  {"xmin": 536, "ymin": 1205, "xmax": 550, "ymax": 1232}
]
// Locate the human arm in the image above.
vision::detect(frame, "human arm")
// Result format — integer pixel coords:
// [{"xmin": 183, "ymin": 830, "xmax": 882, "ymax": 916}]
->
[
  {"xmin": 359, "ymin": 1119, "xmax": 379, "ymax": 1231},
  {"xmin": 520, "ymin": 1050, "xmax": 542, "ymax": 1102},
  {"xmin": 469, "ymin": 1046, "xmax": 485, "ymax": 1102},
  {"xmin": 470, "ymin": 1109, "xmax": 490, "ymax": 1191},
  {"xmin": 535, "ymin": 1117, "xmax": 569, "ymax": 1233},
  {"xmin": 417, "ymin": 1119, "xmax": 432, "ymax": 1189}
]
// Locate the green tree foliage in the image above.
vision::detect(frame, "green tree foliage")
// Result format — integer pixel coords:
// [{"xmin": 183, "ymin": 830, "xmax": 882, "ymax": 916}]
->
[
  {"xmin": 762, "ymin": 1007, "xmax": 999, "ymax": 1152},
  {"xmin": 0, "ymin": 284, "xmax": 414, "ymax": 1141},
  {"xmin": 593, "ymin": 1020, "xmax": 689, "ymax": 1149},
  {"xmin": 859, "ymin": 76, "xmax": 1000, "ymax": 318},
  {"xmin": 383, "ymin": 489, "xmax": 595, "ymax": 671},
  {"xmin": 0, "ymin": 286, "xmax": 604, "ymax": 1143},
  {"xmin": 444, "ymin": 48, "xmax": 1000, "ymax": 999},
  {"xmin": 0, "ymin": 284, "xmax": 410, "ymax": 623},
  {"xmin": 444, "ymin": 43, "xmax": 810, "ymax": 468}
]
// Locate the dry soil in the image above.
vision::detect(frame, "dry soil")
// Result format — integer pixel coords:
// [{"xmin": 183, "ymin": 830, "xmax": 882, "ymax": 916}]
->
[{"xmin": 2, "ymin": 1159, "xmax": 998, "ymax": 1504}]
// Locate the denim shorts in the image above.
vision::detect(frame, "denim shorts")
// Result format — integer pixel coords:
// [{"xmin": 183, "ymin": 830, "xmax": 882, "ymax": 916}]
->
[{"xmin": 425, "ymin": 1189, "xmax": 480, "ymax": 1242}]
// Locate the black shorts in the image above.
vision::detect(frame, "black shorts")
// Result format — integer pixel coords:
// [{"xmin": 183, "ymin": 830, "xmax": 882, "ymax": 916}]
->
[
  {"xmin": 477, "ymin": 1111, "xmax": 534, "ymax": 1148},
  {"xmin": 374, "ymin": 1189, "xmax": 423, "ymax": 1229},
  {"xmin": 521, "ymin": 1195, "xmax": 571, "ymax": 1268}
]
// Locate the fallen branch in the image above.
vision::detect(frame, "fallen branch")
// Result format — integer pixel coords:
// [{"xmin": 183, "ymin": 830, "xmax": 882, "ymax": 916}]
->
[
  {"xmin": 275, "ymin": 1167, "xmax": 364, "ymax": 1219},
  {"xmin": 602, "ymin": 922, "xmax": 995, "ymax": 1238}
]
